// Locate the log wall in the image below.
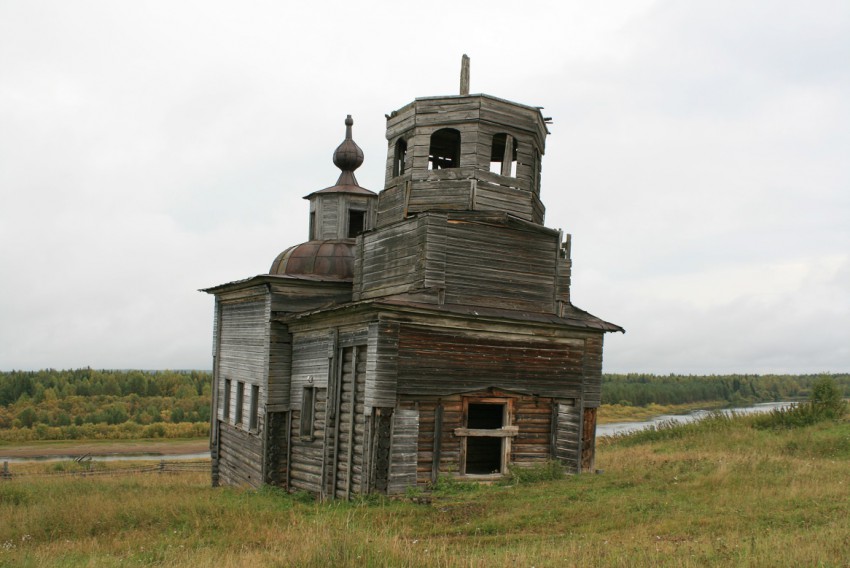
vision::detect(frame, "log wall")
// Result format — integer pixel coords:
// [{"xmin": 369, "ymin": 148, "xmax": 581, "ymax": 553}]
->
[
  {"xmin": 218, "ymin": 421, "xmax": 263, "ymax": 487},
  {"xmin": 395, "ymin": 323, "xmax": 585, "ymax": 398}
]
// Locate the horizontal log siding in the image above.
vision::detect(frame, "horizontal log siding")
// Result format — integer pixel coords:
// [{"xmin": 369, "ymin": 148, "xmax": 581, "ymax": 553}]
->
[
  {"xmin": 355, "ymin": 217, "xmax": 425, "ymax": 300},
  {"xmin": 267, "ymin": 322, "xmax": 291, "ymax": 408},
  {"xmin": 217, "ymin": 299, "xmax": 269, "ymax": 431},
  {"xmin": 412, "ymin": 393, "xmax": 553, "ymax": 485},
  {"xmin": 217, "ymin": 421, "xmax": 263, "ymax": 488},
  {"xmin": 582, "ymin": 335, "xmax": 605, "ymax": 407},
  {"xmin": 442, "ymin": 220, "xmax": 557, "ymax": 312},
  {"xmin": 396, "ymin": 324, "xmax": 585, "ymax": 398},
  {"xmin": 375, "ymin": 182, "xmax": 406, "ymax": 228},
  {"xmin": 365, "ymin": 321, "xmax": 398, "ymax": 409},
  {"xmin": 288, "ymin": 388, "xmax": 327, "ymax": 494},
  {"xmin": 512, "ymin": 396, "xmax": 555, "ymax": 466},
  {"xmin": 291, "ymin": 332, "xmax": 331, "ymax": 406}
]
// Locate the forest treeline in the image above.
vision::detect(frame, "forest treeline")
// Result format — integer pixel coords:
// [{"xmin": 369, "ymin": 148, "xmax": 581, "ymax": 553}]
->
[
  {"xmin": 0, "ymin": 369, "xmax": 848, "ymax": 441},
  {"xmin": 0, "ymin": 369, "xmax": 212, "ymax": 441},
  {"xmin": 602, "ymin": 373, "xmax": 849, "ymax": 406}
]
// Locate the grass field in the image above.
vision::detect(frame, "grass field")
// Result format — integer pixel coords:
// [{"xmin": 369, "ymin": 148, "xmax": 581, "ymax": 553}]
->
[{"xmin": 2, "ymin": 414, "xmax": 849, "ymax": 567}]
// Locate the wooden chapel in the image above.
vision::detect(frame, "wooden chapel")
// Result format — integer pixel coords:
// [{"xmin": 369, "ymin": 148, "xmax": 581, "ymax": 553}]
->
[{"xmin": 203, "ymin": 57, "xmax": 623, "ymax": 497}]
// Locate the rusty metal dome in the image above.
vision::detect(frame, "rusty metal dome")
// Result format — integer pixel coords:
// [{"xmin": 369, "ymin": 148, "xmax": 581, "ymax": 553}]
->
[{"xmin": 269, "ymin": 239, "xmax": 356, "ymax": 280}]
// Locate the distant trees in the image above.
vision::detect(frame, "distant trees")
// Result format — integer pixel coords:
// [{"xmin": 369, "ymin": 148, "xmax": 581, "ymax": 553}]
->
[
  {"xmin": 0, "ymin": 369, "xmax": 213, "ymax": 441},
  {"xmin": 602, "ymin": 373, "xmax": 849, "ymax": 407}
]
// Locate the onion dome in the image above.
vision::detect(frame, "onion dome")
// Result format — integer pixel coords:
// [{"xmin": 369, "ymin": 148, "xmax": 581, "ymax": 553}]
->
[
  {"xmin": 269, "ymin": 240, "xmax": 356, "ymax": 281},
  {"xmin": 305, "ymin": 115, "xmax": 374, "ymax": 198}
]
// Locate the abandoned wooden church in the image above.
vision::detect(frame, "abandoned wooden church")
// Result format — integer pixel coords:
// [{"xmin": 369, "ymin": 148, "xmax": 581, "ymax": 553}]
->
[{"xmin": 203, "ymin": 62, "xmax": 623, "ymax": 498}]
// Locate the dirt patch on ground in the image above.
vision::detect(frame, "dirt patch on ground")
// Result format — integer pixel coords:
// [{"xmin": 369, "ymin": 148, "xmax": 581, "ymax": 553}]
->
[{"xmin": 0, "ymin": 439, "xmax": 209, "ymax": 459}]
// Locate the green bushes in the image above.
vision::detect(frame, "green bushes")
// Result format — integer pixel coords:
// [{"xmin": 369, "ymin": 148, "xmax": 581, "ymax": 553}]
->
[
  {"xmin": 0, "ymin": 369, "xmax": 212, "ymax": 441},
  {"xmin": 753, "ymin": 377, "xmax": 848, "ymax": 430}
]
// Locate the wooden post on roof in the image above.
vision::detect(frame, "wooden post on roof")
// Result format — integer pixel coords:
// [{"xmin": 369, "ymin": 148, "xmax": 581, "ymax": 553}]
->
[{"xmin": 460, "ymin": 54, "xmax": 470, "ymax": 95}]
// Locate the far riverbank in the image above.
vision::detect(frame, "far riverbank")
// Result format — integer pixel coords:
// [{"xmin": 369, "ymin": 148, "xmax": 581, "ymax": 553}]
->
[{"xmin": 0, "ymin": 438, "xmax": 208, "ymax": 460}]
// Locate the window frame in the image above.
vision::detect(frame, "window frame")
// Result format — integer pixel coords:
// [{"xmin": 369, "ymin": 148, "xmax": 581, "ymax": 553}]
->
[
  {"xmin": 300, "ymin": 386, "xmax": 316, "ymax": 440},
  {"xmin": 223, "ymin": 378, "xmax": 231, "ymax": 421}
]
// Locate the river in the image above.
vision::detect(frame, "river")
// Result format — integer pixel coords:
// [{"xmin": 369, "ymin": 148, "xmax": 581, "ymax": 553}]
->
[
  {"xmin": 597, "ymin": 401, "xmax": 796, "ymax": 437},
  {"xmin": 2, "ymin": 402, "xmax": 797, "ymax": 463}
]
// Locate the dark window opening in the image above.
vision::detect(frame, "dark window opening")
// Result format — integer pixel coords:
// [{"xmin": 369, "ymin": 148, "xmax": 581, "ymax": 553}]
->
[
  {"xmin": 393, "ymin": 138, "xmax": 407, "ymax": 176},
  {"xmin": 235, "ymin": 382, "xmax": 244, "ymax": 425},
  {"xmin": 249, "ymin": 385, "xmax": 259, "ymax": 431},
  {"xmin": 465, "ymin": 403, "xmax": 506, "ymax": 475},
  {"xmin": 466, "ymin": 436, "xmax": 502, "ymax": 474},
  {"xmin": 348, "ymin": 210, "xmax": 365, "ymax": 238},
  {"xmin": 468, "ymin": 403, "xmax": 504, "ymax": 429},
  {"xmin": 489, "ymin": 133, "xmax": 517, "ymax": 177},
  {"xmin": 428, "ymin": 128, "xmax": 461, "ymax": 170},
  {"xmin": 309, "ymin": 211, "xmax": 316, "ymax": 240},
  {"xmin": 300, "ymin": 387, "xmax": 315, "ymax": 439},
  {"xmin": 223, "ymin": 379, "xmax": 231, "ymax": 420}
]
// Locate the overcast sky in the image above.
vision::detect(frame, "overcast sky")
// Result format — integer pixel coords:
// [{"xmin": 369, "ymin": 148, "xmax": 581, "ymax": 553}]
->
[{"xmin": 1, "ymin": 1, "xmax": 848, "ymax": 374}]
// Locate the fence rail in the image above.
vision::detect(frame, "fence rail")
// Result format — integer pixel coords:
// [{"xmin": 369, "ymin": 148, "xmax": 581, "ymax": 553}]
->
[{"xmin": 1, "ymin": 459, "xmax": 210, "ymax": 479}]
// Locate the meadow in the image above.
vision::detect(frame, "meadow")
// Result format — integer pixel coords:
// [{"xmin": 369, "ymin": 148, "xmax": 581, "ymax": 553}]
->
[{"xmin": 2, "ymin": 412, "xmax": 848, "ymax": 567}]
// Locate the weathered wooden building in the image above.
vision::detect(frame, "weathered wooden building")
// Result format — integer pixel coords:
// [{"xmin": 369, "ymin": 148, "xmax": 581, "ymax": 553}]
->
[{"xmin": 203, "ymin": 65, "xmax": 622, "ymax": 497}]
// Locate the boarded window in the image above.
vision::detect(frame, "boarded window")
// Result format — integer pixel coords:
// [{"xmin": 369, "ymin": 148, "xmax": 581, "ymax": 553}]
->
[
  {"xmin": 223, "ymin": 378, "xmax": 231, "ymax": 420},
  {"xmin": 249, "ymin": 384, "xmax": 259, "ymax": 431},
  {"xmin": 235, "ymin": 382, "xmax": 244, "ymax": 425},
  {"xmin": 348, "ymin": 210, "xmax": 365, "ymax": 238},
  {"xmin": 428, "ymin": 128, "xmax": 461, "ymax": 170},
  {"xmin": 489, "ymin": 133, "xmax": 517, "ymax": 177},
  {"xmin": 300, "ymin": 386, "xmax": 315, "ymax": 439},
  {"xmin": 393, "ymin": 138, "xmax": 407, "ymax": 176}
]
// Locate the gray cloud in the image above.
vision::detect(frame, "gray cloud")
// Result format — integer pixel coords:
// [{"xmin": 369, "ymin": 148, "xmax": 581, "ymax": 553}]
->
[{"xmin": 1, "ymin": 1, "xmax": 847, "ymax": 373}]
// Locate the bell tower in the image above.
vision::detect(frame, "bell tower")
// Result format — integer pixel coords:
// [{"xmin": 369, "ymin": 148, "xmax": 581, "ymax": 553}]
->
[{"xmin": 376, "ymin": 55, "xmax": 549, "ymax": 228}]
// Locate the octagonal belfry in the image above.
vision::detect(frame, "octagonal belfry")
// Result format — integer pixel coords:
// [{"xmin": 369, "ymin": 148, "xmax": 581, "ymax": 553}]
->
[{"xmin": 376, "ymin": 93, "xmax": 549, "ymax": 228}]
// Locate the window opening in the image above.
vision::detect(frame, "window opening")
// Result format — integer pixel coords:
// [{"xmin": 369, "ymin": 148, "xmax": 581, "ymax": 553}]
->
[
  {"xmin": 300, "ymin": 386, "xmax": 315, "ymax": 439},
  {"xmin": 234, "ymin": 382, "xmax": 244, "ymax": 425},
  {"xmin": 347, "ymin": 209, "xmax": 365, "ymax": 238},
  {"xmin": 428, "ymin": 128, "xmax": 461, "ymax": 170},
  {"xmin": 489, "ymin": 133, "xmax": 517, "ymax": 177},
  {"xmin": 465, "ymin": 403, "xmax": 505, "ymax": 475},
  {"xmin": 393, "ymin": 138, "xmax": 407, "ymax": 176},
  {"xmin": 223, "ymin": 379, "xmax": 231, "ymax": 420},
  {"xmin": 309, "ymin": 211, "xmax": 316, "ymax": 240},
  {"xmin": 249, "ymin": 385, "xmax": 259, "ymax": 431}
]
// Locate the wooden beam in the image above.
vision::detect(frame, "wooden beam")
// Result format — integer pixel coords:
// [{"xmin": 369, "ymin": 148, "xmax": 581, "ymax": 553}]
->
[
  {"xmin": 460, "ymin": 54, "xmax": 470, "ymax": 95},
  {"xmin": 453, "ymin": 426, "xmax": 518, "ymax": 437}
]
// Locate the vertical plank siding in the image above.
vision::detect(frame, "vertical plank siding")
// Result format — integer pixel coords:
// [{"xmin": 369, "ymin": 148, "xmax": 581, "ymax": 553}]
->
[{"xmin": 387, "ymin": 406, "xmax": 419, "ymax": 495}]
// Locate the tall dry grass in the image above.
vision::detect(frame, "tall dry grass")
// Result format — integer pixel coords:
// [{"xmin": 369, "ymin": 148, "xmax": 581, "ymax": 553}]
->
[{"xmin": 1, "ymin": 416, "xmax": 849, "ymax": 567}]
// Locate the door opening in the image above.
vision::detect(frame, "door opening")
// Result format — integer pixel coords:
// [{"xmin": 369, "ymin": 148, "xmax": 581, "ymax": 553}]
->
[{"xmin": 465, "ymin": 403, "xmax": 505, "ymax": 474}]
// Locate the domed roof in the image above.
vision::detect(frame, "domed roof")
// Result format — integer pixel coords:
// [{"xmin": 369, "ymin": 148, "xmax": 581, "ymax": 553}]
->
[{"xmin": 269, "ymin": 240, "xmax": 356, "ymax": 281}]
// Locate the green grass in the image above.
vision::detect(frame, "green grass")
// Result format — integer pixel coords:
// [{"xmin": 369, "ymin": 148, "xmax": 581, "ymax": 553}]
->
[{"xmin": 2, "ymin": 417, "xmax": 849, "ymax": 567}]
